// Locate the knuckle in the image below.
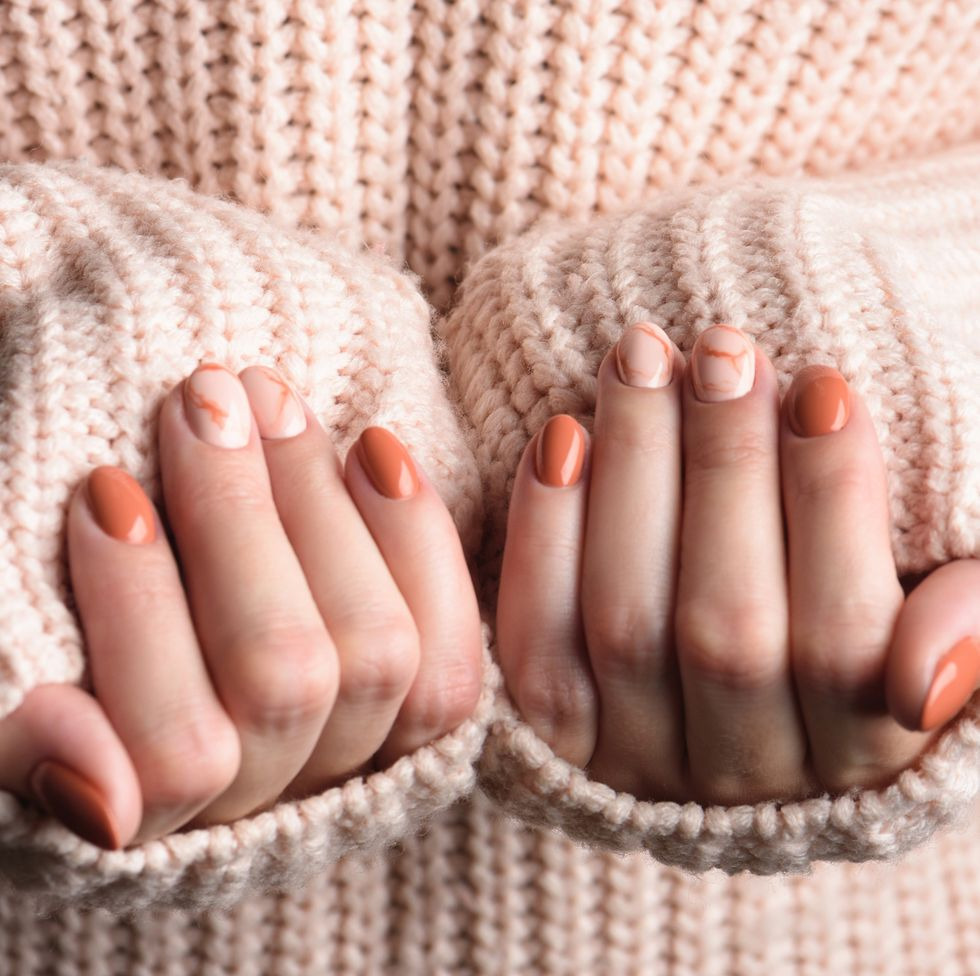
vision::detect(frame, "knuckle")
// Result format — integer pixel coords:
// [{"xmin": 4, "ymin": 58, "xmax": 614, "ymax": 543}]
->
[
  {"xmin": 516, "ymin": 664, "xmax": 597, "ymax": 735},
  {"xmin": 587, "ymin": 601, "xmax": 670, "ymax": 680},
  {"xmin": 174, "ymin": 464, "xmax": 271, "ymax": 522},
  {"xmin": 398, "ymin": 660, "xmax": 484, "ymax": 740},
  {"xmin": 790, "ymin": 460, "xmax": 868, "ymax": 508},
  {"xmin": 686, "ymin": 427, "xmax": 773, "ymax": 478},
  {"xmin": 135, "ymin": 710, "xmax": 241, "ymax": 808},
  {"xmin": 336, "ymin": 617, "xmax": 421, "ymax": 707},
  {"xmin": 227, "ymin": 622, "xmax": 338, "ymax": 733},
  {"xmin": 602, "ymin": 417, "xmax": 674, "ymax": 457},
  {"xmin": 676, "ymin": 599, "xmax": 784, "ymax": 689},
  {"xmin": 792, "ymin": 598, "xmax": 897, "ymax": 695}
]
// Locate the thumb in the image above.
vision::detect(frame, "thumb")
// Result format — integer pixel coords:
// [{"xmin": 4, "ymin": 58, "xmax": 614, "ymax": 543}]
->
[
  {"xmin": 0, "ymin": 684, "xmax": 141, "ymax": 849},
  {"xmin": 886, "ymin": 559, "xmax": 980, "ymax": 733}
]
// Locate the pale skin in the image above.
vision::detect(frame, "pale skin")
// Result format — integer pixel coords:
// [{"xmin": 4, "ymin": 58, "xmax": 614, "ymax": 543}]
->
[{"xmin": 0, "ymin": 329, "xmax": 976, "ymax": 847}]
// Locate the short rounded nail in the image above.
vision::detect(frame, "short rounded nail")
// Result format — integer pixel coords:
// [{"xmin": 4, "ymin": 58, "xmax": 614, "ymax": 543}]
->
[
  {"xmin": 239, "ymin": 365, "xmax": 308, "ymax": 440},
  {"xmin": 85, "ymin": 467, "xmax": 156, "ymax": 545},
  {"xmin": 29, "ymin": 760, "xmax": 122, "ymax": 851},
  {"xmin": 182, "ymin": 363, "xmax": 252, "ymax": 448},
  {"xmin": 615, "ymin": 323, "xmax": 673, "ymax": 388},
  {"xmin": 356, "ymin": 427, "xmax": 420, "ymax": 499},
  {"xmin": 788, "ymin": 365, "xmax": 851, "ymax": 437},
  {"xmin": 535, "ymin": 415, "xmax": 586, "ymax": 487},
  {"xmin": 919, "ymin": 636, "xmax": 980, "ymax": 732},
  {"xmin": 691, "ymin": 324, "xmax": 755, "ymax": 402}
]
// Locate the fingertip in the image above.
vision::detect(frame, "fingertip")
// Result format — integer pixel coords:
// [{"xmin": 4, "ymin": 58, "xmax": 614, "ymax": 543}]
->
[
  {"xmin": 0, "ymin": 685, "xmax": 142, "ymax": 849},
  {"xmin": 886, "ymin": 560, "xmax": 980, "ymax": 732}
]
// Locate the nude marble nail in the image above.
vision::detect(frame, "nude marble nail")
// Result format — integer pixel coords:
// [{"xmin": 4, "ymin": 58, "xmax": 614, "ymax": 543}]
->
[
  {"xmin": 240, "ymin": 365, "xmax": 307, "ymax": 439},
  {"xmin": 690, "ymin": 324, "xmax": 756, "ymax": 402},
  {"xmin": 182, "ymin": 362, "xmax": 253, "ymax": 449},
  {"xmin": 615, "ymin": 322, "xmax": 673, "ymax": 388}
]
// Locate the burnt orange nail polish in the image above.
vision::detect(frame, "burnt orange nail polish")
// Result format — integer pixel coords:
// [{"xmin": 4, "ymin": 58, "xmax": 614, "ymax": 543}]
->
[
  {"xmin": 535, "ymin": 415, "xmax": 585, "ymax": 487},
  {"xmin": 29, "ymin": 760, "xmax": 122, "ymax": 850},
  {"xmin": 788, "ymin": 365, "xmax": 851, "ymax": 437},
  {"xmin": 919, "ymin": 636, "xmax": 980, "ymax": 732},
  {"xmin": 86, "ymin": 467, "xmax": 156, "ymax": 545},
  {"xmin": 356, "ymin": 427, "xmax": 420, "ymax": 499}
]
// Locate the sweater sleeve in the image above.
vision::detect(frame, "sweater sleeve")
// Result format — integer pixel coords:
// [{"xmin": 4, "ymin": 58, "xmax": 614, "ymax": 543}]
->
[
  {"xmin": 440, "ymin": 142, "xmax": 980, "ymax": 875},
  {"xmin": 0, "ymin": 159, "xmax": 496, "ymax": 916}
]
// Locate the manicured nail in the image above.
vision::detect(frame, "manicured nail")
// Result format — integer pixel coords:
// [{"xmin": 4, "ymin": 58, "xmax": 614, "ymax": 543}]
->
[
  {"xmin": 788, "ymin": 365, "xmax": 851, "ymax": 437},
  {"xmin": 615, "ymin": 323, "xmax": 673, "ymax": 388},
  {"xmin": 85, "ymin": 467, "xmax": 156, "ymax": 545},
  {"xmin": 356, "ymin": 427, "xmax": 420, "ymax": 499},
  {"xmin": 690, "ymin": 324, "xmax": 755, "ymax": 402},
  {"xmin": 182, "ymin": 363, "xmax": 252, "ymax": 449},
  {"xmin": 240, "ymin": 365, "xmax": 308, "ymax": 440},
  {"xmin": 919, "ymin": 636, "xmax": 980, "ymax": 732},
  {"xmin": 535, "ymin": 415, "xmax": 586, "ymax": 487},
  {"xmin": 29, "ymin": 760, "xmax": 122, "ymax": 851}
]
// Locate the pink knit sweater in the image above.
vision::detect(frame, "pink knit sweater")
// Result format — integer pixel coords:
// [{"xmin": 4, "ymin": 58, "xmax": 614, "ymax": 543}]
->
[{"xmin": 1, "ymin": 2, "xmax": 979, "ymax": 973}]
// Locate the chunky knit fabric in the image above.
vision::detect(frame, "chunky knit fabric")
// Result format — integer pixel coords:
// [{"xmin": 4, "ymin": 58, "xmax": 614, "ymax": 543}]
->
[{"xmin": 0, "ymin": 1, "xmax": 978, "ymax": 973}]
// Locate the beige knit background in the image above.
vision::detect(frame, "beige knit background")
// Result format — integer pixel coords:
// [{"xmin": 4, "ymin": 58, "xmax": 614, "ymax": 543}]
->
[
  {"xmin": 1, "ymin": 1, "xmax": 978, "ymax": 309},
  {"xmin": 1, "ymin": 1, "xmax": 980, "ymax": 972}
]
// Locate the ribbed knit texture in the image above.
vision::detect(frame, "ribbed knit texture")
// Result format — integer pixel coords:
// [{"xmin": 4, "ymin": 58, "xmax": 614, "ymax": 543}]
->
[
  {"xmin": 0, "ymin": 1, "xmax": 978, "ymax": 972},
  {"xmin": 0, "ymin": 1, "xmax": 978, "ymax": 310}
]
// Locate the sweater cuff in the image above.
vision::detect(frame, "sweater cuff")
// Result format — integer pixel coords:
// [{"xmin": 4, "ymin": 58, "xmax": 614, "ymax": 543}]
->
[
  {"xmin": 0, "ymin": 159, "xmax": 492, "ymax": 914},
  {"xmin": 441, "ymin": 143, "xmax": 980, "ymax": 874}
]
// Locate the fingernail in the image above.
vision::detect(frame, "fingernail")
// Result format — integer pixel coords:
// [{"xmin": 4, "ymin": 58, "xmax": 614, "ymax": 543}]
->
[
  {"xmin": 356, "ymin": 427, "xmax": 420, "ymax": 499},
  {"xmin": 182, "ymin": 363, "xmax": 252, "ymax": 449},
  {"xmin": 240, "ymin": 365, "xmax": 308, "ymax": 440},
  {"xmin": 535, "ymin": 415, "xmax": 586, "ymax": 487},
  {"xmin": 919, "ymin": 636, "xmax": 980, "ymax": 732},
  {"xmin": 615, "ymin": 323, "xmax": 673, "ymax": 388},
  {"xmin": 788, "ymin": 365, "xmax": 851, "ymax": 437},
  {"xmin": 29, "ymin": 760, "xmax": 122, "ymax": 851},
  {"xmin": 691, "ymin": 324, "xmax": 755, "ymax": 402},
  {"xmin": 85, "ymin": 467, "xmax": 156, "ymax": 545}
]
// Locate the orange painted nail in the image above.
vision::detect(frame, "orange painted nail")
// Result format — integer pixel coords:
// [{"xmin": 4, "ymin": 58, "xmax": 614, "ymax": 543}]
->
[
  {"xmin": 788, "ymin": 365, "xmax": 851, "ymax": 437},
  {"xmin": 919, "ymin": 636, "xmax": 980, "ymax": 732},
  {"xmin": 535, "ymin": 415, "xmax": 586, "ymax": 487},
  {"xmin": 85, "ymin": 467, "xmax": 156, "ymax": 545},
  {"xmin": 356, "ymin": 427, "xmax": 420, "ymax": 499},
  {"xmin": 29, "ymin": 760, "xmax": 122, "ymax": 850}
]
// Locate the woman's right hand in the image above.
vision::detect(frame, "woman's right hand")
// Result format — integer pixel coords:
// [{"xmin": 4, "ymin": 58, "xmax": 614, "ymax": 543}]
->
[{"xmin": 0, "ymin": 363, "xmax": 484, "ymax": 849}]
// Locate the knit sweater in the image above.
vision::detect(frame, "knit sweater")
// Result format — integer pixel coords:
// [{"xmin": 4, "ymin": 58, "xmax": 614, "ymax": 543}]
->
[{"xmin": 0, "ymin": 2, "xmax": 979, "ymax": 973}]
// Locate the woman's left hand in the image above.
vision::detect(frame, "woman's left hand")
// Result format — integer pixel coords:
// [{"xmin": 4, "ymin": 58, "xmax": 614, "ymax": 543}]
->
[{"xmin": 495, "ymin": 322, "xmax": 980, "ymax": 804}]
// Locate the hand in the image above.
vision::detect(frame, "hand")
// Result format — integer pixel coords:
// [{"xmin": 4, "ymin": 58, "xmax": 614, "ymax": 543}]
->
[
  {"xmin": 496, "ymin": 322, "xmax": 980, "ymax": 805},
  {"xmin": 0, "ymin": 363, "xmax": 483, "ymax": 848}
]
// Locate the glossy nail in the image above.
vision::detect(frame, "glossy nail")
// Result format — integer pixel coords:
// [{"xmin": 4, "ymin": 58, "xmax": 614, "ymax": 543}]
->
[
  {"xmin": 85, "ymin": 467, "xmax": 156, "ymax": 545},
  {"xmin": 29, "ymin": 760, "xmax": 122, "ymax": 850},
  {"xmin": 615, "ymin": 323, "xmax": 673, "ymax": 388},
  {"xmin": 356, "ymin": 427, "xmax": 420, "ymax": 499},
  {"xmin": 788, "ymin": 365, "xmax": 851, "ymax": 437},
  {"xmin": 182, "ymin": 363, "xmax": 252, "ymax": 449},
  {"xmin": 240, "ymin": 365, "xmax": 307, "ymax": 439},
  {"xmin": 690, "ymin": 324, "xmax": 755, "ymax": 402},
  {"xmin": 535, "ymin": 415, "xmax": 586, "ymax": 487},
  {"xmin": 919, "ymin": 636, "xmax": 980, "ymax": 732}
]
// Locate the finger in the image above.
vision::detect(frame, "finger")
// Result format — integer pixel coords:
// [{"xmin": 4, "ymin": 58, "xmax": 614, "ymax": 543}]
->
[
  {"xmin": 675, "ymin": 324, "xmax": 807, "ymax": 804},
  {"xmin": 781, "ymin": 365, "xmax": 924, "ymax": 793},
  {"xmin": 238, "ymin": 366, "xmax": 479, "ymax": 791},
  {"xmin": 159, "ymin": 363, "xmax": 340, "ymax": 826},
  {"xmin": 496, "ymin": 414, "xmax": 599, "ymax": 767},
  {"xmin": 580, "ymin": 323, "xmax": 688, "ymax": 798},
  {"xmin": 343, "ymin": 425, "xmax": 484, "ymax": 769},
  {"xmin": 65, "ymin": 467, "xmax": 241, "ymax": 843},
  {"xmin": 886, "ymin": 560, "xmax": 980, "ymax": 733},
  {"xmin": 0, "ymin": 684, "xmax": 139, "ymax": 849}
]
